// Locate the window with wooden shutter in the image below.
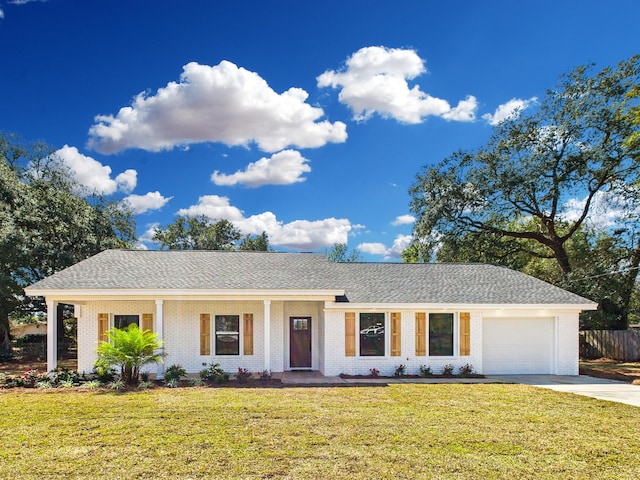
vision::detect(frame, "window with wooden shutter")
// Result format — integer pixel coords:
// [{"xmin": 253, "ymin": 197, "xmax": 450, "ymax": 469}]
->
[
  {"xmin": 200, "ymin": 313, "xmax": 211, "ymax": 356},
  {"xmin": 415, "ymin": 312, "xmax": 426, "ymax": 356},
  {"xmin": 141, "ymin": 313, "xmax": 153, "ymax": 332},
  {"xmin": 345, "ymin": 312, "xmax": 356, "ymax": 356},
  {"xmin": 391, "ymin": 312, "xmax": 401, "ymax": 356},
  {"xmin": 98, "ymin": 313, "xmax": 109, "ymax": 343},
  {"xmin": 243, "ymin": 313, "xmax": 254, "ymax": 355},
  {"xmin": 459, "ymin": 312, "xmax": 471, "ymax": 356}
]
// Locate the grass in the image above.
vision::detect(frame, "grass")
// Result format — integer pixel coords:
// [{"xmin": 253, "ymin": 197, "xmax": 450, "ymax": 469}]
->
[
  {"xmin": 580, "ymin": 358, "xmax": 640, "ymax": 384},
  {"xmin": 1, "ymin": 384, "xmax": 639, "ymax": 479}
]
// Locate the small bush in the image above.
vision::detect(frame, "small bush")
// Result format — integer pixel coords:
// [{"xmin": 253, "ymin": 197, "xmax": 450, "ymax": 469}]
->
[
  {"xmin": 138, "ymin": 380, "xmax": 155, "ymax": 389},
  {"xmin": 51, "ymin": 367, "xmax": 79, "ymax": 386},
  {"xmin": 236, "ymin": 368, "xmax": 252, "ymax": 384},
  {"xmin": 189, "ymin": 377, "xmax": 204, "ymax": 387},
  {"xmin": 260, "ymin": 370, "xmax": 272, "ymax": 380},
  {"xmin": 91, "ymin": 365, "xmax": 116, "ymax": 384},
  {"xmin": 164, "ymin": 378, "xmax": 179, "ymax": 388},
  {"xmin": 164, "ymin": 364, "xmax": 187, "ymax": 383},
  {"xmin": 458, "ymin": 364, "xmax": 474, "ymax": 376},
  {"xmin": 36, "ymin": 380, "xmax": 52, "ymax": 389},
  {"xmin": 81, "ymin": 380, "xmax": 102, "ymax": 390},
  {"xmin": 200, "ymin": 363, "xmax": 228, "ymax": 383},
  {"xmin": 394, "ymin": 364, "xmax": 406, "ymax": 377},
  {"xmin": 419, "ymin": 365, "xmax": 433, "ymax": 377},
  {"xmin": 442, "ymin": 364, "xmax": 454, "ymax": 376},
  {"xmin": 369, "ymin": 368, "xmax": 380, "ymax": 377},
  {"xmin": 108, "ymin": 379, "xmax": 125, "ymax": 390},
  {"xmin": 140, "ymin": 372, "xmax": 150, "ymax": 382}
]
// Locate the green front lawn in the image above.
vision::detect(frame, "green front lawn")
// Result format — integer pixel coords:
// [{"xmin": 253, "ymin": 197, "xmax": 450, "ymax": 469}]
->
[{"xmin": 1, "ymin": 384, "xmax": 638, "ymax": 479}]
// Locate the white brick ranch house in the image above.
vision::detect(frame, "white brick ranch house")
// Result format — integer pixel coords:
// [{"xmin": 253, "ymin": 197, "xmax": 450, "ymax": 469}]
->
[{"xmin": 24, "ymin": 250, "xmax": 597, "ymax": 378}]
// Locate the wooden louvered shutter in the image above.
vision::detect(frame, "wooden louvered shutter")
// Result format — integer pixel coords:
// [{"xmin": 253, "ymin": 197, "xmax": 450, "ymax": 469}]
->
[
  {"xmin": 200, "ymin": 314, "xmax": 211, "ymax": 355},
  {"xmin": 345, "ymin": 312, "xmax": 356, "ymax": 356},
  {"xmin": 243, "ymin": 313, "xmax": 254, "ymax": 355},
  {"xmin": 142, "ymin": 313, "xmax": 153, "ymax": 332},
  {"xmin": 391, "ymin": 312, "xmax": 401, "ymax": 356},
  {"xmin": 415, "ymin": 312, "xmax": 426, "ymax": 356},
  {"xmin": 459, "ymin": 312, "xmax": 471, "ymax": 356},
  {"xmin": 98, "ymin": 313, "xmax": 109, "ymax": 343}
]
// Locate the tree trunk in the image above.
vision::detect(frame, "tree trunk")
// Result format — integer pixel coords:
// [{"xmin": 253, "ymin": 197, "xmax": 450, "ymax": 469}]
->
[
  {"xmin": 0, "ymin": 308, "xmax": 12, "ymax": 354},
  {"xmin": 618, "ymin": 238, "xmax": 640, "ymax": 329}
]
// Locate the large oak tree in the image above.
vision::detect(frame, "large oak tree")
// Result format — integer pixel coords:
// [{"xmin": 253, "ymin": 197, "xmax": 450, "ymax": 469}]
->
[
  {"xmin": 0, "ymin": 134, "xmax": 136, "ymax": 353},
  {"xmin": 409, "ymin": 56, "xmax": 640, "ymax": 328}
]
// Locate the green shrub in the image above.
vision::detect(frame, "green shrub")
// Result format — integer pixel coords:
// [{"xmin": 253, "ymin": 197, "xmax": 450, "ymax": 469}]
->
[
  {"xmin": 442, "ymin": 364, "xmax": 454, "ymax": 376},
  {"xmin": 164, "ymin": 378, "xmax": 179, "ymax": 388},
  {"xmin": 199, "ymin": 363, "xmax": 228, "ymax": 383},
  {"xmin": 81, "ymin": 380, "xmax": 102, "ymax": 390},
  {"xmin": 164, "ymin": 364, "xmax": 187, "ymax": 383},
  {"xmin": 419, "ymin": 365, "xmax": 433, "ymax": 377},
  {"xmin": 108, "ymin": 379, "xmax": 125, "ymax": 390},
  {"xmin": 51, "ymin": 367, "xmax": 79, "ymax": 386},
  {"xmin": 36, "ymin": 380, "xmax": 52, "ymax": 389},
  {"xmin": 458, "ymin": 364, "xmax": 474, "ymax": 376},
  {"xmin": 394, "ymin": 364, "xmax": 406, "ymax": 377}
]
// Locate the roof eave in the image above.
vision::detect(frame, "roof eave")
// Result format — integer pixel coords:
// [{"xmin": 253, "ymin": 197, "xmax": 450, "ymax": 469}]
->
[
  {"xmin": 324, "ymin": 302, "xmax": 598, "ymax": 311},
  {"xmin": 24, "ymin": 287, "xmax": 345, "ymax": 302}
]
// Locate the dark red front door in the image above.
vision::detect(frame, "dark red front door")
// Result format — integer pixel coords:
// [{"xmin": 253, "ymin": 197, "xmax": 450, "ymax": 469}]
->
[{"xmin": 290, "ymin": 317, "xmax": 311, "ymax": 368}]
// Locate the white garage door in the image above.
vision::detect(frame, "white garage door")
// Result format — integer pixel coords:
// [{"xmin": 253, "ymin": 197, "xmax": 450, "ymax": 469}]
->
[{"xmin": 483, "ymin": 317, "xmax": 554, "ymax": 374}]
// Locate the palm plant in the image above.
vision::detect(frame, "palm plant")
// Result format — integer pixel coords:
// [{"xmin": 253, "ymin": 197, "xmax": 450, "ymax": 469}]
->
[{"xmin": 95, "ymin": 324, "xmax": 163, "ymax": 385}]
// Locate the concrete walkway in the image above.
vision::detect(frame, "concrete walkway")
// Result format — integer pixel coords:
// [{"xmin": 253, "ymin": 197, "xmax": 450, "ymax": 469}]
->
[{"xmin": 278, "ymin": 371, "xmax": 640, "ymax": 407}]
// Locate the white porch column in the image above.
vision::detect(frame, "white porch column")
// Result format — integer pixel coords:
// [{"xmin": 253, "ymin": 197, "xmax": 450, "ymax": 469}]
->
[
  {"xmin": 46, "ymin": 299, "xmax": 57, "ymax": 374},
  {"xmin": 263, "ymin": 300, "xmax": 271, "ymax": 373},
  {"xmin": 155, "ymin": 299, "xmax": 165, "ymax": 379}
]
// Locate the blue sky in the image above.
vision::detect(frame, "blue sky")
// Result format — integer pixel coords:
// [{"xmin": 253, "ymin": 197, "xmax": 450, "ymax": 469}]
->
[{"xmin": 1, "ymin": 0, "xmax": 639, "ymax": 259}]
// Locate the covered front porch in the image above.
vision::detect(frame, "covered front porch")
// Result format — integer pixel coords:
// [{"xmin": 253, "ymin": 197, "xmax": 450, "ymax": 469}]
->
[{"xmin": 44, "ymin": 296, "xmax": 331, "ymax": 377}]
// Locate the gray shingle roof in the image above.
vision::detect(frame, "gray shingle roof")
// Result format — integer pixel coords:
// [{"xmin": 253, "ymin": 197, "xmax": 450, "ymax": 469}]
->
[
  {"xmin": 26, "ymin": 250, "xmax": 337, "ymax": 290},
  {"xmin": 26, "ymin": 249, "xmax": 595, "ymax": 306}
]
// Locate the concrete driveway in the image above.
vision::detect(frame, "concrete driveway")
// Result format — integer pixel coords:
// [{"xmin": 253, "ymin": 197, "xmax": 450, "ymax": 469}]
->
[{"xmin": 487, "ymin": 375, "xmax": 640, "ymax": 407}]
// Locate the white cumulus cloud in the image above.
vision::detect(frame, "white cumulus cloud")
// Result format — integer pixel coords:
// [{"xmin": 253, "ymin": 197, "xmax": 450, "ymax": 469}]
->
[
  {"xmin": 562, "ymin": 189, "xmax": 640, "ymax": 229},
  {"xmin": 88, "ymin": 60, "xmax": 347, "ymax": 154},
  {"xmin": 177, "ymin": 195, "xmax": 354, "ymax": 250},
  {"xmin": 482, "ymin": 97, "xmax": 537, "ymax": 126},
  {"xmin": 317, "ymin": 46, "xmax": 477, "ymax": 124},
  {"xmin": 55, "ymin": 145, "xmax": 137, "ymax": 195},
  {"xmin": 125, "ymin": 191, "xmax": 172, "ymax": 214},
  {"xmin": 211, "ymin": 150, "xmax": 311, "ymax": 187},
  {"xmin": 391, "ymin": 214, "xmax": 415, "ymax": 226},
  {"xmin": 357, "ymin": 234, "xmax": 412, "ymax": 260}
]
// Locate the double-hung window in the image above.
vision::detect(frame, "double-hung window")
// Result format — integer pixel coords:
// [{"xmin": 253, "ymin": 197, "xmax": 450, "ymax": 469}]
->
[
  {"xmin": 215, "ymin": 315, "xmax": 240, "ymax": 355},
  {"xmin": 359, "ymin": 312, "xmax": 385, "ymax": 356},
  {"xmin": 428, "ymin": 313, "xmax": 454, "ymax": 356}
]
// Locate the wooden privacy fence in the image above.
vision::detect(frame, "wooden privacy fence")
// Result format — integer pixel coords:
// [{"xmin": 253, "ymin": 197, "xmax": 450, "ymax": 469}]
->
[{"xmin": 579, "ymin": 330, "xmax": 640, "ymax": 361}]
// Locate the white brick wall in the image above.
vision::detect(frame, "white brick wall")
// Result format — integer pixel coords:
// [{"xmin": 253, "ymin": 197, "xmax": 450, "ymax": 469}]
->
[
  {"xmin": 76, "ymin": 300, "xmax": 581, "ymax": 377},
  {"xmin": 556, "ymin": 312, "xmax": 579, "ymax": 375}
]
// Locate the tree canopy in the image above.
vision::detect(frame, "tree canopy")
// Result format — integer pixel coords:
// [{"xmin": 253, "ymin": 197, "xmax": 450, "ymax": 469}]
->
[
  {"xmin": 153, "ymin": 215, "xmax": 270, "ymax": 251},
  {"xmin": 325, "ymin": 243, "xmax": 362, "ymax": 262},
  {"xmin": 409, "ymin": 56, "xmax": 640, "ymax": 328},
  {"xmin": 0, "ymin": 133, "xmax": 136, "ymax": 352}
]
